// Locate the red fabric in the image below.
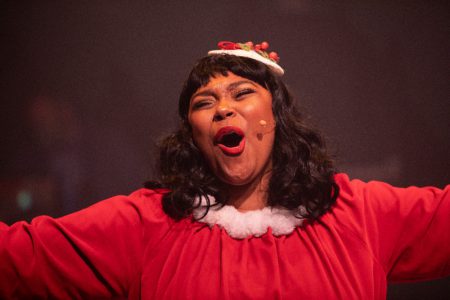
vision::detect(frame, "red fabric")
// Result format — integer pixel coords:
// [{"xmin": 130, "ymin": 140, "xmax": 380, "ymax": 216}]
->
[{"xmin": 0, "ymin": 174, "xmax": 449, "ymax": 299}]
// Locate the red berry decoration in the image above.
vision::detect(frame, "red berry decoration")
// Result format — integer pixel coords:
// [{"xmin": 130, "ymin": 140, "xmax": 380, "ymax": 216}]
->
[
  {"xmin": 218, "ymin": 41, "xmax": 238, "ymax": 50},
  {"xmin": 269, "ymin": 51, "xmax": 279, "ymax": 61},
  {"xmin": 215, "ymin": 40, "xmax": 280, "ymax": 64},
  {"xmin": 260, "ymin": 41, "xmax": 269, "ymax": 50}
]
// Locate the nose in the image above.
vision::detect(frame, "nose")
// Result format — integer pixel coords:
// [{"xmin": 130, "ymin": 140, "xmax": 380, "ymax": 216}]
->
[{"xmin": 213, "ymin": 100, "xmax": 235, "ymax": 122}]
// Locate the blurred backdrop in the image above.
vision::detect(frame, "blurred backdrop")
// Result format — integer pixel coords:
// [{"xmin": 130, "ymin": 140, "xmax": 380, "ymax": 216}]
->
[{"xmin": 0, "ymin": 1, "xmax": 449, "ymax": 299}]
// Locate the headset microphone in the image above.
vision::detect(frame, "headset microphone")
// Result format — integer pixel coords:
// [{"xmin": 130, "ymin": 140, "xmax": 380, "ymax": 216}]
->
[{"xmin": 257, "ymin": 119, "xmax": 275, "ymax": 140}]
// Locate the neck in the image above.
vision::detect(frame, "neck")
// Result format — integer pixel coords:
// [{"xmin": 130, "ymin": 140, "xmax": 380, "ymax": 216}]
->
[{"xmin": 223, "ymin": 169, "xmax": 271, "ymax": 212}]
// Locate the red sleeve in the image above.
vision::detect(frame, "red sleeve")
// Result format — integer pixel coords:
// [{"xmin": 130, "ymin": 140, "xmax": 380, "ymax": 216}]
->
[
  {"xmin": 335, "ymin": 174, "xmax": 450, "ymax": 283},
  {"xmin": 0, "ymin": 188, "xmax": 171, "ymax": 298}
]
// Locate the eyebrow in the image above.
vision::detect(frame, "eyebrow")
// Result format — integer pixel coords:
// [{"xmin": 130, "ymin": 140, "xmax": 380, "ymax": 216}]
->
[{"xmin": 191, "ymin": 80, "xmax": 257, "ymax": 101}]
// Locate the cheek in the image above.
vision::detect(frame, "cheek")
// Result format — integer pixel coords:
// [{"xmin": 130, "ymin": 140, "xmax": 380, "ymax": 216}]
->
[
  {"xmin": 242, "ymin": 102, "xmax": 274, "ymax": 125},
  {"xmin": 189, "ymin": 117, "xmax": 211, "ymax": 150}
]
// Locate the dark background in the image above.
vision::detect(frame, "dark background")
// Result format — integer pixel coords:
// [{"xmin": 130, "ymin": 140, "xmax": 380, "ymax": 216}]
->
[{"xmin": 0, "ymin": 1, "xmax": 448, "ymax": 299}]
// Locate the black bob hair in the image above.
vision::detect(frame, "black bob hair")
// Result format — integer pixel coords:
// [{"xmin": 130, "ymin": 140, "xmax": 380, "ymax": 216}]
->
[{"xmin": 146, "ymin": 54, "xmax": 339, "ymax": 220}]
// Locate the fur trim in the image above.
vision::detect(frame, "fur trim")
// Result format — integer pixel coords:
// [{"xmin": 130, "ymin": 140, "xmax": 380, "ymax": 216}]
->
[
  {"xmin": 208, "ymin": 49, "xmax": 285, "ymax": 76},
  {"xmin": 193, "ymin": 196, "xmax": 304, "ymax": 239}
]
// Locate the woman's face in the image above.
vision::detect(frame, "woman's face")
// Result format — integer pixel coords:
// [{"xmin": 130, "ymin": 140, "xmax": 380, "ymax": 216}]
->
[{"xmin": 188, "ymin": 72, "xmax": 275, "ymax": 186}]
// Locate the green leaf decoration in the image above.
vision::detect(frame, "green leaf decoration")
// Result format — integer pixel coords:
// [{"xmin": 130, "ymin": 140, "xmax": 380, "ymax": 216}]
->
[{"xmin": 238, "ymin": 43, "xmax": 251, "ymax": 51}]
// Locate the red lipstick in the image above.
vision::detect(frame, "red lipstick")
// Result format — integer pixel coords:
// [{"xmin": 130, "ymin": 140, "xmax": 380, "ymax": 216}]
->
[{"xmin": 214, "ymin": 126, "xmax": 246, "ymax": 155}]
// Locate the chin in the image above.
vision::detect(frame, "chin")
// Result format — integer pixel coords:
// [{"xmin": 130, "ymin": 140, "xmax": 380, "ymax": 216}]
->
[{"xmin": 218, "ymin": 173, "xmax": 254, "ymax": 186}]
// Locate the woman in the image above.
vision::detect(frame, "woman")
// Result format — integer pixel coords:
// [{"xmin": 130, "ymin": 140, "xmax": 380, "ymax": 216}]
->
[{"xmin": 1, "ymin": 41, "xmax": 449, "ymax": 299}]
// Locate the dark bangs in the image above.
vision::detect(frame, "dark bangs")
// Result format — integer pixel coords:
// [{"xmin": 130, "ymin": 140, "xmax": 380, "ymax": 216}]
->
[{"xmin": 178, "ymin": 54, "xmax": 275, "ymax": 121}]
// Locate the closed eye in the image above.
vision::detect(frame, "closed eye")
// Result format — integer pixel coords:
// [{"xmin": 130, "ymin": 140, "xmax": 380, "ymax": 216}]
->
[
  {"xmin": 191, "ymin": 99, "xmax": 213, "ymax": 110},
  {"xmin": 235, "ymin": 89, "xmax": 255, "ymax": 99}
]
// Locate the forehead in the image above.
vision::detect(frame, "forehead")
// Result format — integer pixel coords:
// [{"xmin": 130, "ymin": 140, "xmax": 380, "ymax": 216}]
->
[{"xmin": 195, "ymin": 72, "xmax": 262, "ymax": 93}]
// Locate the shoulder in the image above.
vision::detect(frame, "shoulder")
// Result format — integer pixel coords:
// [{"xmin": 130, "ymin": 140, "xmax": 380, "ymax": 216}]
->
[
  {"xmin": 126, "ymin": 188, "xmax": 172, "ymax": 223},
  {"xmin": 333, "ymin": 173, "xmax": 447, "ymax": 212},
  {"xmin": 102, "ymin": 187, "xmax": 171, "ymax": 222},
  {"xmin": 126, "ymin": 187, "xmax": 169, "ymax": 209},
  {"xmin": 57, "ymin": 188, "xmax": 174, "ymax": 237},
  {"xmin": 334, "ymin": 172, "xmax": 403, "ymax": 197},
  {"xmin": 328, "ymin": 173, "xmax": 449, "ymax": 248}
]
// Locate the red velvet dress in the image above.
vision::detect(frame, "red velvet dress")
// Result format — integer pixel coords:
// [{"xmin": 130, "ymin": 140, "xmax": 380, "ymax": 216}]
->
[{"xmin": 1, "ymin": 174, "xmax": 449, "ymax": 299}]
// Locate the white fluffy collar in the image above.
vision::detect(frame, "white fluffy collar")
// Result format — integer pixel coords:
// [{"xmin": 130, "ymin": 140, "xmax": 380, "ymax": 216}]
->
[{"xmin": 193, "ymin": 196, "xmax": 304, "ymax": 239}]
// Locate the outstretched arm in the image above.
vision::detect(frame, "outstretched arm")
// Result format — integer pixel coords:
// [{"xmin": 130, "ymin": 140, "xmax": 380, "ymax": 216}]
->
[
  {"xmin": 0, "ymin": 189, "xmax": 167, "ymax": 298},
  {"xmin": 338, "ymin": 175, "xmax": 450, "ymax": 282}
]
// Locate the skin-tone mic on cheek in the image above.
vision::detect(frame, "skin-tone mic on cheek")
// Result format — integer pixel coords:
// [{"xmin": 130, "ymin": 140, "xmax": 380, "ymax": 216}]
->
[{"xmin": 257, "ymin": 119, "xmax": 275, "ymax": 140}]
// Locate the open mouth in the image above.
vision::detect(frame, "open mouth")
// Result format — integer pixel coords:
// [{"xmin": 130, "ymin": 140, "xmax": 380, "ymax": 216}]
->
[
  {"xmin": 214, "ymin": 126, "xmax": 246, "ymax": 155},
  {"xmin": 219, "ymin": 132, "xmax": 243, "ymax": 147}
]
